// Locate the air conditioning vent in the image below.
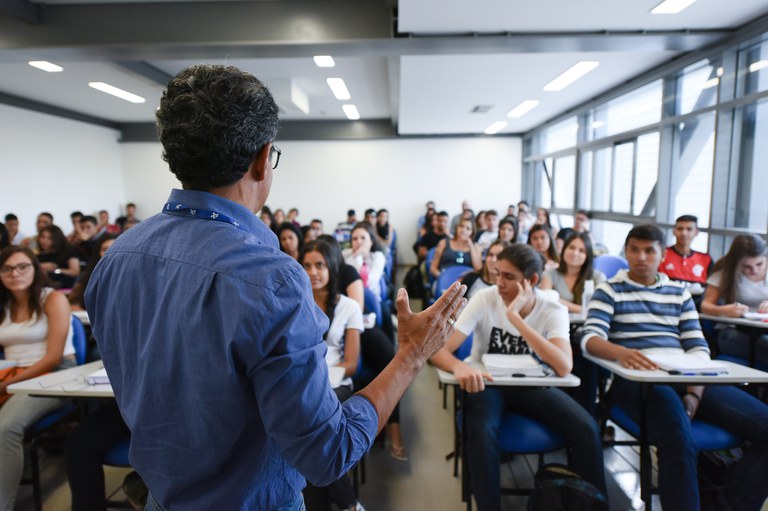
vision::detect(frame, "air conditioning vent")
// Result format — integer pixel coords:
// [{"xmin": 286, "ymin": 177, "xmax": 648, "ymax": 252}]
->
[{"xmin": 471, "ymin": 105, "xmax": 493, "ymax": 113}]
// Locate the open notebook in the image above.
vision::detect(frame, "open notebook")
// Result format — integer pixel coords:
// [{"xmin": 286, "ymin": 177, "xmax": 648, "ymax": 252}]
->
[
  {"xmin": 646, "ymin": 354, "xmax": 729, "ymax": 375},
  {"xmin": 481, "ymin": 354, "xmax": 546, "ymax": 377},
  {"xmin": 85, "ymin": 368, "xmax": 110, "ymax": 385}
]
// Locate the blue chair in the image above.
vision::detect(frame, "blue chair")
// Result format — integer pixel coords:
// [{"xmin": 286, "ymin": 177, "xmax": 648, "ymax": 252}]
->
[
  {"xmin": 608, "ymin": 404, "xmax": 741, "ymax": 507},
  {"xmin": 424, "ymin": 247, "xmax": 437, "ymax": 288},
  {"xmin": 363, "ymin": 288, "xmax": 383, "ymax": 328},
  {"xmin": 22, "ymin": 315, "xmax": 88, "ymax": 511},
  {"xmin": 434, "ymin": 266, "xmax": 471, "ymax": 299},
  {"xmin": 592, "ymin": 255, "xmax": 628, "ymax": 279}
]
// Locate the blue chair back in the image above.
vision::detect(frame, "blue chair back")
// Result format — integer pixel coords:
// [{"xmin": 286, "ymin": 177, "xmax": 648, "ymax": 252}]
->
[
  {"xmin": 435, "ymin": 266, "xmax": 471, "ymax": 299},
  {"xmin": 454, "ymin": 333, "xmax": 473, "ymax": 361},
  {"xmin": 363, "ymin": 288, "xmax": 383, "ymax": 328},
  {"xmin": 593, "ymin": 255, "xmax": 628, "ymax": 279},
  {"xmin": 71, "ymin": 315, "xmax": 87, "ymax": 365},
  {"xmin": 425, "ymin": 247, "xmax": 437, "ymax": 282}
]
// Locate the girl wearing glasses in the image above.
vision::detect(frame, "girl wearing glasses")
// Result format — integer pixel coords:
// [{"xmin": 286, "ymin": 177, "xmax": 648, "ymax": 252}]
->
[{"xmin": 0, "ymin": 246, "xmax": 75, "ymax": 509}]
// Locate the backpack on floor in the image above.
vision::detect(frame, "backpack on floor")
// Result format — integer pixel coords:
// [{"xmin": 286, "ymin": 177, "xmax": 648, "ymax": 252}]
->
[{"xmin": 528, "ymin": 463, "xmax": 608, "ymax": 511}]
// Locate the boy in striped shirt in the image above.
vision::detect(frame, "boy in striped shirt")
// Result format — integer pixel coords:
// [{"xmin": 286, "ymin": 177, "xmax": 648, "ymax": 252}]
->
[{"xmin": 583, "ymin": 224, "xmax": 768, "ymax": 511}]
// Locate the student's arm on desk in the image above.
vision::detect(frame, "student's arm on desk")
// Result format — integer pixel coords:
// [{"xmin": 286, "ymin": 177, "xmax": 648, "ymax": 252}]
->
[
  {"xmin": 430, "ymin": 330, "xmax": 493, "ymax": 393},
  {"xmin": 583, "ymin": 336, "xmax": 658, "ymax": 370},
  {"xmin": 357, "ymin": 283, "xmax": 467, "ymax": 431},
  {"xmin": 701, "ymin": 285, "xmax": 748, "ymax": 317}
]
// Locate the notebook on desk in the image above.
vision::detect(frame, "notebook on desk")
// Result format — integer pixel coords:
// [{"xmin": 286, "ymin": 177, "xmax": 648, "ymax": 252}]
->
[
  {"xmin": 743, "ymin": 312, "xmax": 768, "ymax": 321},
  {"xmin": 646, "ymin": 354, "xmax": 729, "ymax": 374},
  {"xmin": 481, "ymin": 354, "xmax": 546, "ymax": 377},
  {"xmin": 86, "ymin": 368, "xmax": 110, "ymax": 385}
]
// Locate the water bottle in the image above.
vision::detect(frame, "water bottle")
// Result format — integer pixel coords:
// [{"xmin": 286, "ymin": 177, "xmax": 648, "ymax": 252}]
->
[{"xmin": 582, "ymin": 280, "xmax": 595, "ymax": 313}]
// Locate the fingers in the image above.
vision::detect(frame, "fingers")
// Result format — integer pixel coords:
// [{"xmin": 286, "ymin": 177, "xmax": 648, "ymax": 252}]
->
[
  {"xmin": 431, "ymin": 282, "xmax": 466, "ymax": 316},
  {"xmin": 395, "ymin": 288, "xmax": 412, "ymax": 317},
  {"xmin": 482, "ymin": 372, "xmax": 494, "ymax": 382},
  {"xmin": 459, "ymin": 373, "xmax": 486, "ymax": 393}
]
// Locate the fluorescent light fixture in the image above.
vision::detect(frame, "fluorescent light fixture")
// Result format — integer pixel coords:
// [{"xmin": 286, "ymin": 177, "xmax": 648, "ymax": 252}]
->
[
  {"xmin": 702, "ymin": 78, "xmax": 719, "ymax": 89},
  {"xmin": 326, "ymin": 78, "xmax": 351, "ymax": 100},
  {"xmin": 591, "ymin": 120, "xmax": 606, "ymax": 129},
  {"xmin": 342, "ymin": 104, "xmax": 360, "ymax": 120},
  {"xmin": 28, "ymin": 61, "xmax": 63, "ymax": 72},
  {"xmin": 506, "ymin": 100, "xmax": 540, "ymax": 118},
  {"xmin": 88, "ymin": 82, "xmax": 146, "ymax": 103},
  {"xmin": 650, "ymin": 0, "xmax": 697, "ymax": 14},
  {"xmin": 543, "ymin": 61, "xmax": 600, "ymax": 92},
  {"xmin": 313, "ymin": 55, "xmax": 336, "ymax": 68},
  {"xmin": 484, "ymin": 121, "xmax": 507, "ymax": 135},
  {"xmin": 749, "ymin": 60, "xmax": 768, "ymax": 73}
]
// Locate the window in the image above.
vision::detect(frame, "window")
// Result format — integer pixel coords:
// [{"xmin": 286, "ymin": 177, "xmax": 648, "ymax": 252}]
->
[
  {"xmin": 677, "ymin": 59, "xmax": 720, "ymax": 116},
  {"xmin": 590, "ymin": 80, "xmax": 662, "ymax": 139},
  {"xmin": 553, "ymin": 155, "xmax": 576, "ymax": 209},
  {"xmin": 541, "ymin": 117, "xmax": 579, "ymax": 154},
  {"xmin": 738, "ymin": 37, "xmax": 768, "ymax": 96},
  {"xmin": 730, "ymin": 99, "xmax": 768, "ymax": 232},
  {"xmin": 633, "ymin": 132, "xmax": 660, "ymax": 216},
  {"xmin": 668, "ymin": 112, "xmax": 716, "ymax": 228}
]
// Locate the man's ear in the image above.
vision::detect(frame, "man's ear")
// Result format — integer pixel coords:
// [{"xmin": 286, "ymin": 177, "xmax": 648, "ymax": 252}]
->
[{"xmin": 248, "ymin": 142, "xmax": 272, "ymax": 183}]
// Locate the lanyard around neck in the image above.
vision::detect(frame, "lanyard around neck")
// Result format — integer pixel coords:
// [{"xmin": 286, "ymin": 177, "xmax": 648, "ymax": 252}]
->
[{"xmin": 162, "ymin": 202, "xmax": 247, "ymax": 232}]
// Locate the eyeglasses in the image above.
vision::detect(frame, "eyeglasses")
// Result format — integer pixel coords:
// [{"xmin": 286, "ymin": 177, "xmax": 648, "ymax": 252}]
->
[
  {"xmin": 0, "ymin": 262, "xmax": 33, "ymax": 276},
  {"xmin": 270, "ymin": 145, "xmax": 282, "ymax": 170}
]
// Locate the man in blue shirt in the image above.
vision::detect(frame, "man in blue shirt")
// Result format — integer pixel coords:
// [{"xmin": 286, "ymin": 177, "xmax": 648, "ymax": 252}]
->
[
  {"xmin": 85, "ymin": 65, "xmax": 466, "ymax": 511},
  {"xmin": 583, "ymin": 224, "xmax": 768, "ymax": 510}
]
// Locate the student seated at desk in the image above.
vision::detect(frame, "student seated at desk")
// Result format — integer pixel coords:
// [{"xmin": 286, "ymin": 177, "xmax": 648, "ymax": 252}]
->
[
  {"xmin": 429, "ymin": 218, "xmax": 482, "ymax": 279},
  {"xmin": 658, "ymin": 215, "xmax": 712, "ymax": 310},
  {"xmin": 343, "ymin": 223, "xmax": 386, "ymax": 301},
  {"xmin": 583, "ymin": 224, "xmax": 768, "ymax": 511},
  {"xmin": 300, "ymin": 240, "xmax": 364, "ymax": 511},
  {"xmin": 701, "ymin": 234, "xmax": 768, "ymax": 369},
  {"xmin": 430, "ymin": 244, "xmax": 606, "ymax": 511},
  {"xmin": 0, "ymin": 246, "xmax": 75, "ymax": 510},
  {"xmin": 460, "ymin": 240, "xmax": 510, "ymax": 300}
]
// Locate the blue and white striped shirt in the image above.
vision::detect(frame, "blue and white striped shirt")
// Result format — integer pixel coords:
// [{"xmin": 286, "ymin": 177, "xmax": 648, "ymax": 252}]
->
[{"xmin": 581, "ymin": 270, "xmax": 710, "ymax": 355}]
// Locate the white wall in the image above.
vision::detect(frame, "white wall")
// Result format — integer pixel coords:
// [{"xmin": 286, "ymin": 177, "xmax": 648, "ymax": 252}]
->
[
  {"xmin": 119, "ymin": 137, "xmax": 522, "ymax": 264},
  {"xmin": 0, "ymin": 104, "xmax": 126, "ymax": 236}
]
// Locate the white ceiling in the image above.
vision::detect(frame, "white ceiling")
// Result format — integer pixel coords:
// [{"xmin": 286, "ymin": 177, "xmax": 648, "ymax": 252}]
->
[{"xmin": 0, "ymin": 0, "xmax": 766, "ymax": 135}]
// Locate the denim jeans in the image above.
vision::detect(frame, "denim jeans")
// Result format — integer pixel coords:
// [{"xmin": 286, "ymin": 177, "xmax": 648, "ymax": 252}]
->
[
  {"xmin": 464, "ymin": 386, "xmax": 606, "ymax": 511},
  {"xmin": 609, "ymin": 379, "xmax": 768, "ymax": 511},
  {"xmin": 146, "ymin": 492, "xmax": 306, "ymax": 511},
  {"xmin": 717, "ymin": 327, "xmax": 768, "ymax": 370}
]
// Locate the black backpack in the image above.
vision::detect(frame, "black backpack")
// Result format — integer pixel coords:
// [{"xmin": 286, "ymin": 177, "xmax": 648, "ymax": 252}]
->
[
  {"xmin": 528, "ymin": 463, "xmax": 608, "ymax": 511},
  {"xmin": 403, "ymin": 265, "xmax": 425, "ymax": 299}
]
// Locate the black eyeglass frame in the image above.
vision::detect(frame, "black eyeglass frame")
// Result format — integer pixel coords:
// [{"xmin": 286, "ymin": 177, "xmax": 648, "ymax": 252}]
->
[{"xmin": 270, "ymin": 144, "xmax": 282, "ymax": 170}]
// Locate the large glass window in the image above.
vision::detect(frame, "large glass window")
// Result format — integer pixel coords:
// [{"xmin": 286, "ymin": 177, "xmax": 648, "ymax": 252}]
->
[
  {"xmin": 738, "ymin": 36, "xmax": 768, "ymax": 96},
  {"xmin": 668, "ymin": 112, "xmax": 715, "ymax": 227},
  {"xmin": 677, "ymin": 59, "xmax": 720, "ymax": 115},
  {"xmin": 541, "ymin": 117, "xmax": 579, "ymax": 154},
  {"xmin": 553, "ymin": 155, "xmax": 576, "ymax": 209},
  {"xmin": 634, "ymin": 132, "xmax": 660, "ymax": 216},
  {"xmin": 731, "ymin": 98, "xmax": 768, "ymax": 232},
  {"xmin": 590, "ymin": 80, "xmax": 662, "ymax": 139}
]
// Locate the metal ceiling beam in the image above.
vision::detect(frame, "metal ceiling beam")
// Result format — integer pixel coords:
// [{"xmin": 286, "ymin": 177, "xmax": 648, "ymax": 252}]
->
[
  {"xmin": 0, "ymin": 0, "xmax": 730, "ymax": 62},
  {"xmin": 0, "ymin": 0, "xmax": 40, "ymax": 25},
  {"xmin": 114, "ymin": 61, "xmax": 174, "ymax": 87},
  {"xmin": 0, "ymin": 90, "xmax": 119, "ymax": 129}
]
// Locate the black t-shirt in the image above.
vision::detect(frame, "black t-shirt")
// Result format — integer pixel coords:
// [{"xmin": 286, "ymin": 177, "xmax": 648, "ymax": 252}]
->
[
  {"xmin": 38, "ymin": 247, "xmax": 78, "ymax": 288},
  {"xmin": 557, "ymin": 227, "xmax": 575, "ymax": 241},
  {"xmin": 419, "ymin": 232, "xmax": 448, "ymax": 251},
  {"xmin": 339, "ymin": 264, "xmax": 362, "ymax": 295}
]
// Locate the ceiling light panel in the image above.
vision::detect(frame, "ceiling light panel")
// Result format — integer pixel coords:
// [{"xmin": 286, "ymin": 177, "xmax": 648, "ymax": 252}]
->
[
  {"xmin": 313, "ymin": 56, "xmax": 336, "ymax": 68},
  {"xmin": 543, "ymin": 61, "xmax": 600, "ymax": 92},
  {"xmin": 28, "ymin": 61, "xmax": 63, "ymax": 72},
  {"xmin": 326, "ymin": 78, "xmax": 351, "ymax": 100},
  {"xmin": 88, "ymin": 82, "xmax": 146, "ymax": 103},
  {"xmin": 342, "ymin": 104, "xmax": 360, "ymax": 120},
  {"xmin": 507, "ymin": 100, "xmax": 540, "ymax": 118},
  {"xmin": 650, "ymin": 0, "xmax": 697, "ymax": 14},
  {"xmin": 484, "ymin": 121, "xmax": 507, "ymax": 134}
]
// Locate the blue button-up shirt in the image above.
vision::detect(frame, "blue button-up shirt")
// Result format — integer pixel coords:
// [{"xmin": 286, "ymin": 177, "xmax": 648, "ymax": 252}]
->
[{"xmin": 85, "ymin": 189, "xmax": 378, "ymax": 510}]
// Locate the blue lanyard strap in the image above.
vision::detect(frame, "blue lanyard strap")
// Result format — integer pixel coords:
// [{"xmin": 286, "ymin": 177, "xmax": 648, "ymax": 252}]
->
[{"xmin": 162, "ymin": 202, "xmax": 247, "ymax": 231}]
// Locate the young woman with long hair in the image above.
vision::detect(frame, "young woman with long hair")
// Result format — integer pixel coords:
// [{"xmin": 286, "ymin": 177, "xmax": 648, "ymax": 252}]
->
[
  {"xmin": 430, "ymin": 218, "xmax": 482, "ymax": 279},
  {"xmin": 299, "ymin": 239, "xmax": 364, "ymax": 511},
  {"xmin": 540, "ymin": 232, "xmax": 605, "ymax": 314},
  {"xmin": 527, "ymin": 224, "xmax": 559, "ymax": 271},
  {"xmin": 343, "ymin": 223, "xmax": 387, "ymax": 300},
  {"xmin": 0, "ymin": 246, "xmax": 75, "ymax": 509},
  {"xmin": 36, "ymin": 224, "xmax": 80, "ymax": 289},
  {"xmin": 460, "ymin": 239, "xmax": 510, "ymax": 300},
  {"xmin": 702, "ymin": 234, "xmax": 768, "ymax": 368}
]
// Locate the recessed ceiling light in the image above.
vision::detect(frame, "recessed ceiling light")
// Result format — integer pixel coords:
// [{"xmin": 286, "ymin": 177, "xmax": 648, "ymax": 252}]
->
[
  {"xmin": 484, "ymin": 121, "xmax": 507, "ymax": 135},
  {"xmin": 326, "ymin": 78, "xmax": 351, "ymax": 100},
  {"xmin": 313, "ymin": 56, "xmax": 336, "ymax": 68},
  {"xmin": 702, "ymin": 78, "xmax": 719, "ymax": 89},
  {"xmin": 342, "ymin": 104, "xmax": 360, "ymax": 120},
  {"xmin": 88, "ymin": 82, "xmax": 146, "ymax": 103},
  {"xmin": 651, "ymin": 0, "xmax": 697, "ymax": 14},
  {"xmin": 506, "ymin": 100, "xmax": 540, "ymax": 118},
  {"xmin": 28, "ymin": 61, "xmax": 63, "ymax": 72},
  {"xmin": 543, "ymin": 62, "xmax": 600, "ymax": 92},
  {"xmin": 749, "ymin": 60, "xmax": 768, "ymax": 73}
]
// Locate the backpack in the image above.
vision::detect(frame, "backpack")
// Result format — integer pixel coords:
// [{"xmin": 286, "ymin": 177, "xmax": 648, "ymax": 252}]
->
[
  {"xmin": 528, "ymin": 463, "xmax": 608, "ymax": 511},
  {"xmin": 404, "ymin": 265, "xmax": 425, "ymax": 299}
]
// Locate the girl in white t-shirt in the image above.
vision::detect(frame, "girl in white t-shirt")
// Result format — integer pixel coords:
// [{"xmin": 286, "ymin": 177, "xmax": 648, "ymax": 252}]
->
[
  {"xmin": 702, "ymin": 234, "xmax": 768, "ymax": 369},
  {"xmin": 430, "ymin": 244, "xmax": 605, "ymax": 511},
  {"xmin": 343, "ymin": 223, "xmax": 386, "ymax": 300},
  {"xmin": 300, "ymin": 239, "xmax": 363, "ymax": 511},
  {"xmin": 0, "ymin": 246, "xmax": 75, "ymax": 509}
]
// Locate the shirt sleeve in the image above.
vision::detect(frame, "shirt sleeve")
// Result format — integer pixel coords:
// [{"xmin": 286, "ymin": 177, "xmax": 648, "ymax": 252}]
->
[
  {"xmin": 247, "ymin": 274, "xmax": 377, "ymax": 487},
  {"xmin": 706, "ymin": 269, "xmax": 722, "ymax": 288},
  {"xmin": 345, "ymin": 298, "xmax": 364, "ymax": 332},
  {"xmin": 679, "ymin": 289, "xmax": 710, "ymax": 354},
  {"xmin": 581, "ymin": 283, "xmax": 615, "ymax": 352},
  {"xmin": 543, "ymin": 302, "xmax": 571, "ymax": 341},
  {"xmin": 367, "ymin": 252, "xmax": 386, "ymax": 290}
]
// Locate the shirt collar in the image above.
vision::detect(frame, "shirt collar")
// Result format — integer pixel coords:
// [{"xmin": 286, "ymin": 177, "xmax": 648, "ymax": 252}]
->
[
  {"xmin": 166, "ymin": 188, "xmax": 270, "ymax": 238},
  {"xmin": 614, "ymin": 268, "xmax": 669, "ymax": 288}
]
